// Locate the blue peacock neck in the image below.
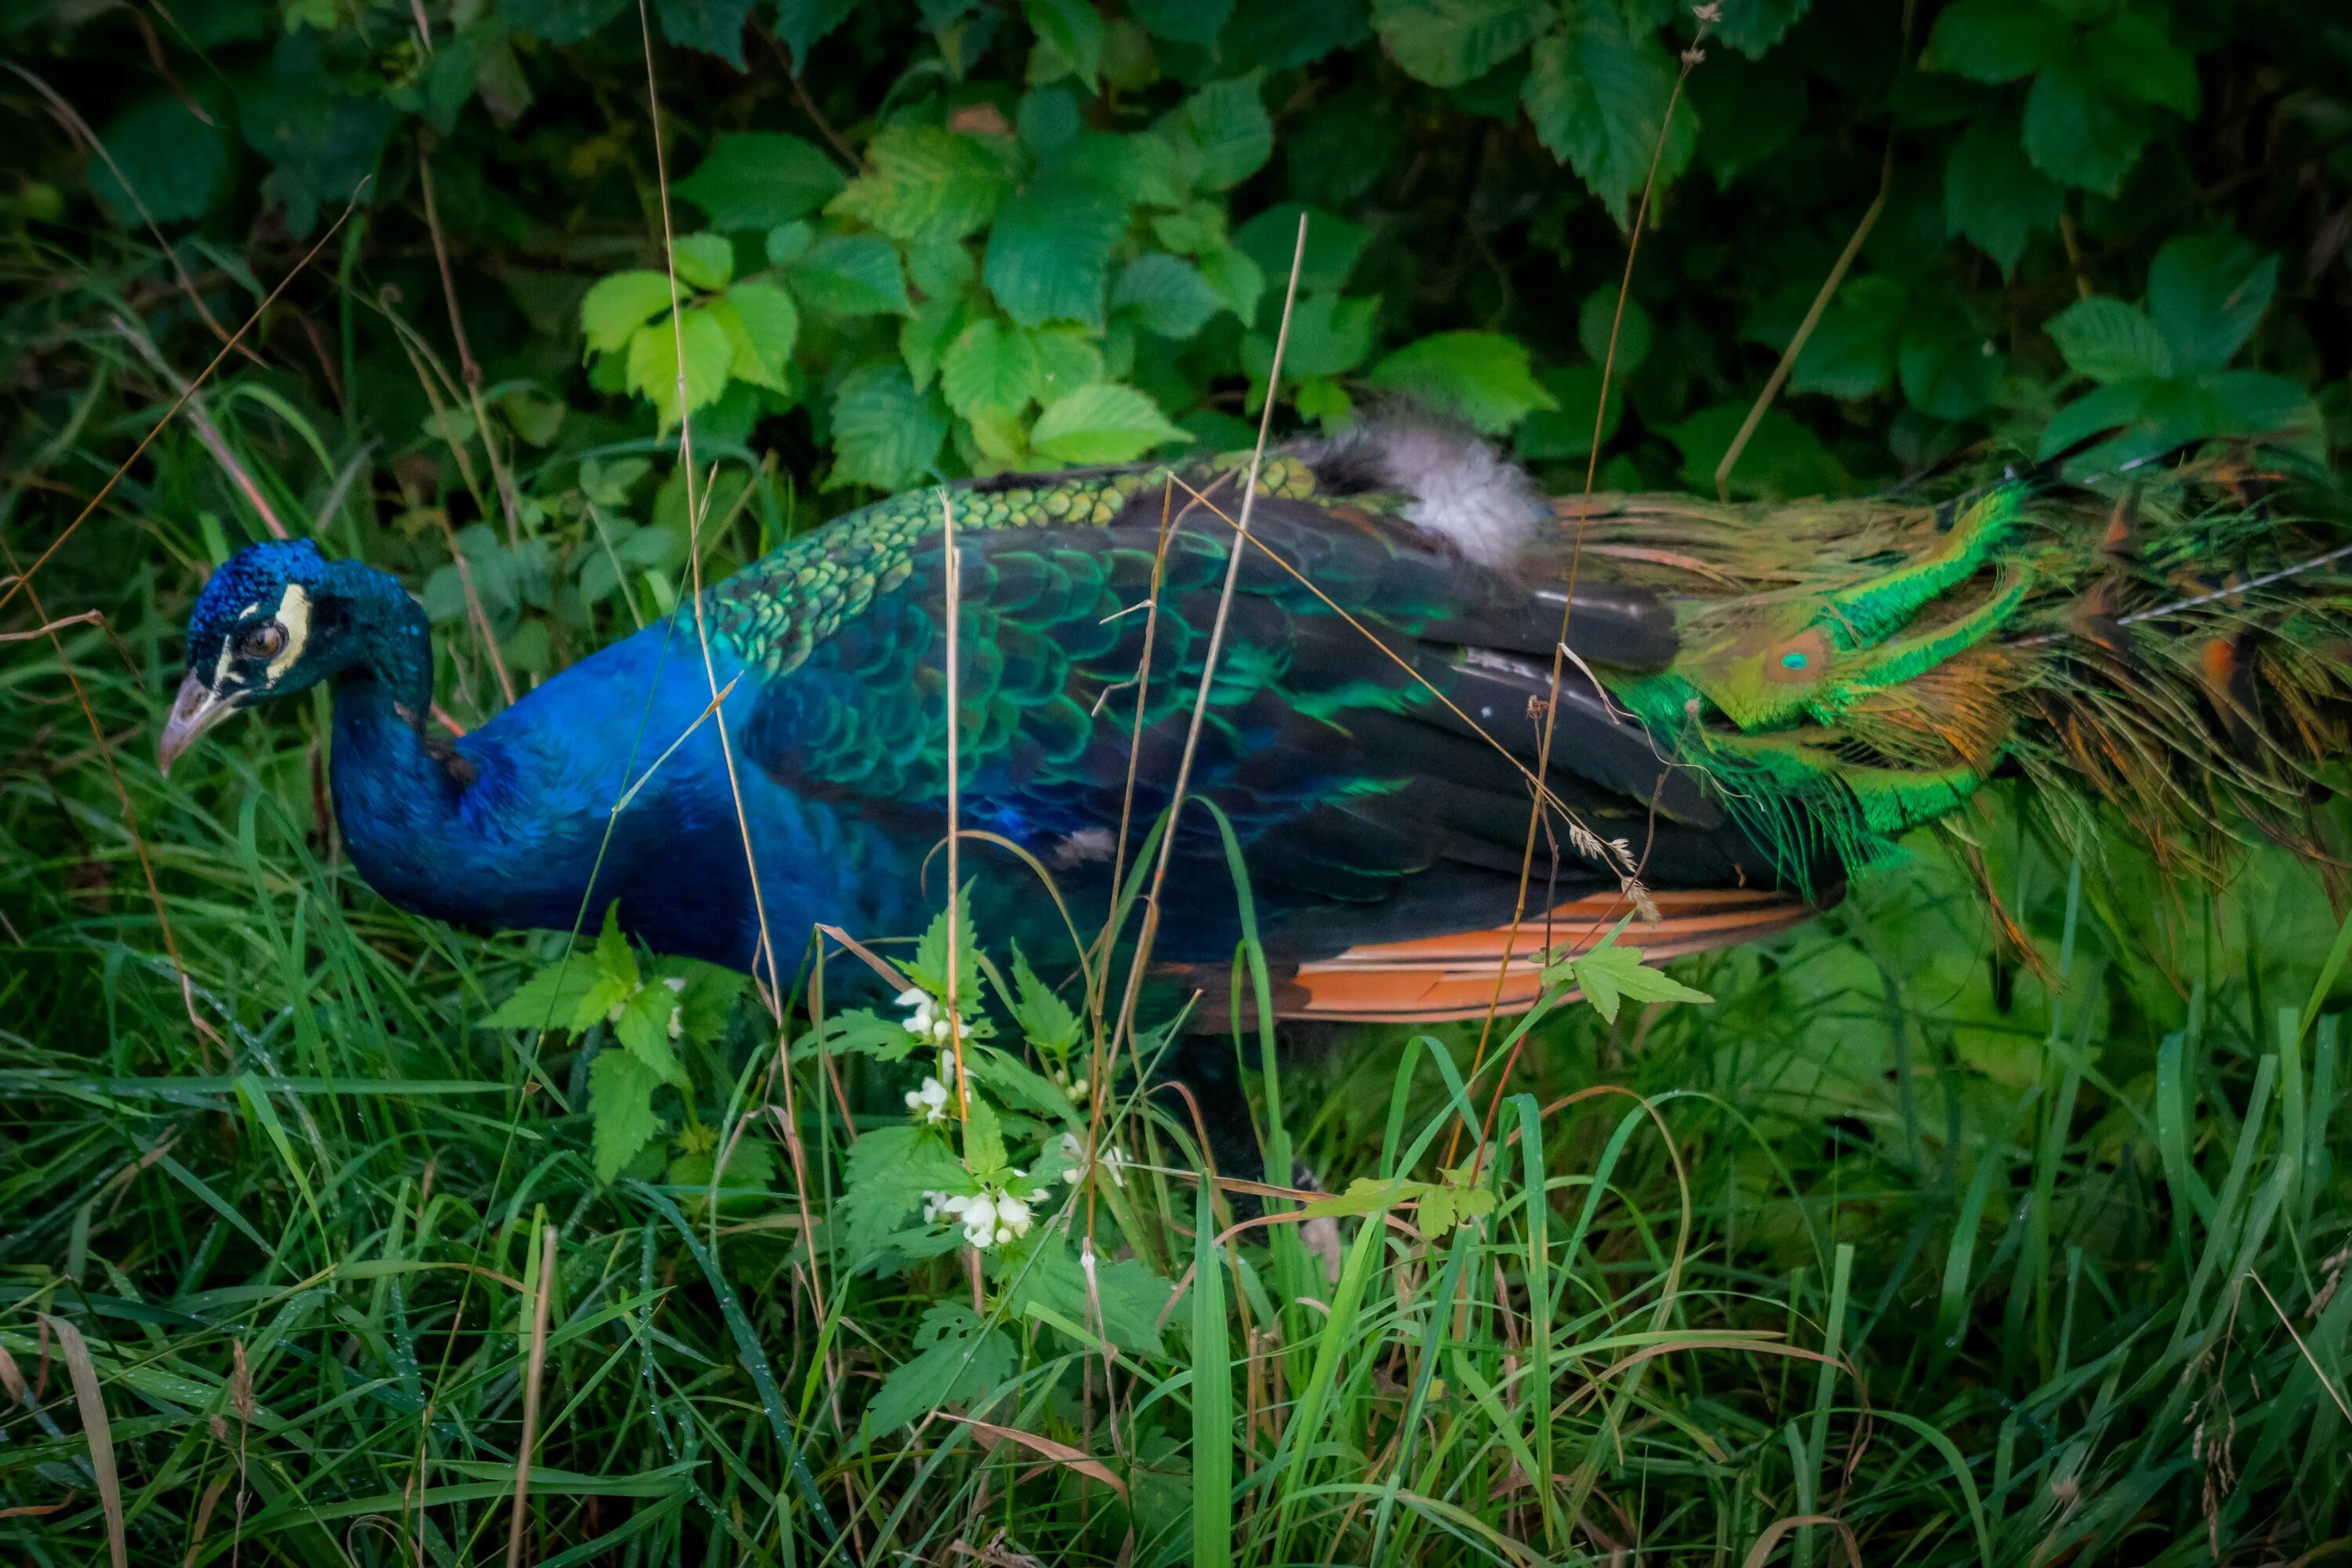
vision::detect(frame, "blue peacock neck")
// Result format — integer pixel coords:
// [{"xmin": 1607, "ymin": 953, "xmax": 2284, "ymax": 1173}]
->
[{"xmin": 321, "ymin": 564, "xmax": 496, "ymax": 927}]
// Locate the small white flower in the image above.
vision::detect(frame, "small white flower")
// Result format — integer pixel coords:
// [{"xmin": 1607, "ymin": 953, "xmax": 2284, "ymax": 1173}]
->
[
  {"xmin": 1065, "ymin": 1076, "xmax": 1089, "ymax": 1103},
  {"xmin": 906, "ymin": 1075, "xmax": 950, "ymax": 1124},
  {"xmin": 931, "ymin": 1016, "xmax": 953, "ymax": 1044},
  {"xmin": 959, "ymin": 1194, "xmax": 1000, "ymax": 1247},
  {"xmin": 663, "ymin": 976, "xmax": 687, "ymax": 994},
  {"xmin": 993, "ymin": 1192, "xmax": 1033, "ymax": 1243},
  {"xmin": 895, "ymin": 987, "xmax": 927, "ymax": 1008},
  {"xmin": 1056, "ymin": 1131, "xmax": 1127, "ymax": 1188}
]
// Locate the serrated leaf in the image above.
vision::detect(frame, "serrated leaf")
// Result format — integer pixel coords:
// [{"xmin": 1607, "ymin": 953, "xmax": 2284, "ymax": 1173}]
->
[
  {"xmin": 1169, "ymin": 74, "xmax": 1273, "ymax": 193},
  {"xmin": 2086, "ymin": 12, "xmax": 2198, "ymax": 115},
  {"xmin": 484, "ymin": 963, "xmax": 603, "ymax": 1033},
  {"xmin": 907, "ymin": 238, "xmax": 978, "ymax": 297},
  {"xmin": 907, "ymin": 885, "xmax": 985, "ymax": 1010},
  {"xmin": 668, "ymin": 233, "xmax": 734, "ymax": 291},
  {"xmin": 1241, "ymin": 292, "xmax": 1378, "ymax": 382},
  {"xmin": 2198, "ymin": 370, "xmax": 2320, "ymax": 444},
  {"xmin": 1366, "ymin": 331, "xmax": 1557, "ymax": 434},
  {"xmin": 861, "ymin": 1304, "xmax": 1016, "ymax": 1439},
  {"xmin": 1010, "ymin": 946, "xmax": 1083, "ymax": 1054},
  {"xmin": 966, "ymin": 1047, "xmax": 1076, "ymax": 1125},
  {"xmin": 1899, "ymin": 321, "xmax": 2000, "ymax": 419},
  {"xmin": 1514, "ymin": 364, "xmax": 1623, "ymax": 460},
  {"xmin": 2022, "ymin": 58, "xmax": 2151, "ymax": 196},
  {"xmin": 2047, "ymin": 297, "xmax": 2172, "ymax": 384},
  {"xmin": 613, "ymin": 984, "xmax": 684, "ymax": 1082},
  {"xmin": 902, "ymin": 294, "xmax": 970, "ymax": 393},
  {"xmin": 1577, "ymin": 289, "xmax": 1650, "ymax": 372},
  {"xmin": 1003, "ymin": 1239, "xmax": 1171, "ymax": 1356},
  {"xmin": 842, "ymin": 1126, "xmax": 971, "ymax": 1264},
  {"xmin": 1558, "ymin": 935, "xmax": 1713, "ymax": 1025},
  {"xmin": 2147, "ymin": 236, "xmax": 2275, "ymax": 373},
  {"xmin": 503, "ymin": 0, "xmax": 630, "ymax": 42},
  {"xmin": 710, "ymin": 281, "xmax": 798, "ymax": 390},
  {"xmin": 1030, "ymin": 383, "xmax": 1190, "ymax": 463},
  {"xmin": 1922, "ymin": 0, "xmax": 2069, "ymax": 83},
  {"xmin": 775, "ymin": 0, "xmax": 857, "ymax": 67},
  {"xmin": 797, "ymin": 1007, "xmax": 924, "ymax": 1062},
  {"xmin": 962, "ymin": 1092, "xmax": 1009, "ymax": 1178},
  {"xmin": 1943, "ymin": 112, "xmax": 2062, "ymax": 276},
  {"xmin": 588, "ymin": 1050, "xmax": 665, "ymax": 1183},
  {"xmin": 1522, "ymin": 19, "xmax": 1697, "ymax": 227},
  {"xmin": 1197, "ymin": 245, "xmax": 1265, "ymax": 329},
  {"xmin": 829, "ymin": 125, "xmax": 1012, "ymax": 246},
  {"xmin": 1370, "ymin": 0, "xmax": 1547, "ymax": 88},
  {"xmin": 581, "ymin": 272, "xmax": 678, "ymax": 354},
  {"xmin": 1670, "ymin": 402, "xmax": 1843, "ymax": 499},
  {"xmin": 677, "ymin": 132, "xmax": 846, "ymax": 231},
  {"xmin": 829, "ymin": 361, "xmax": 949, "ymax": 489},
  {"xmin": 653, "ymin": 0, "xmax": 756, "ymax": 67},
  {"xmin": 626, "ymin": 309, "xmax": 734, "ymax": 429},
  {"xmin": 1300, "ymin": 1175, "xmax": 1425, "ymax": 1219},
  {"xmin": 1027, "ymin": 0, "xmax": 1105, "ymax": 90},
  {"xmin": 786, "ymin": 234, "xmax": 911, "ymax": 316},
  {"xmin": 1029, "ymin": 327, "xmax": 1106, "ymax": 403},
  {"xmin": 1112, "ymin": 253, "xmax": 1224, "ymax": 339},
  {"xmin": 1788, "ymin": 274, "xmax": 1906, "ymax": 400},
  {"xmin": 941, "ymin": 317, "xmax": 1041, "ymax": 419},
  {"xmin": 657, "ymin": 958, "xmax": 750, "ymax": 1045},
  {"xmin": 985, "ymin": 176, "xmax": 1130, "ymax": 329},
  {"xmin": 1712, "ymin": 0, "xmax": 1812, "ymax": 57},
  {"xmin": 1233, "ymin": 202, "xmax": 1368, "ymax": 293},
  {"xmin": 2036, "ymin": 379, "xmax": 2154, "ymax": 462},
  {"xmin": 90, "ymin": 94, "xmax": 230, "ymax": 226}
]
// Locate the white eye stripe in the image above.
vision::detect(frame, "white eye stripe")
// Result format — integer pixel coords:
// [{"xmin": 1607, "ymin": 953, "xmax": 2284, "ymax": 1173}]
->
[{"xmin": 268, "ymin": 583, "xmax": 310, "ymax": 680}]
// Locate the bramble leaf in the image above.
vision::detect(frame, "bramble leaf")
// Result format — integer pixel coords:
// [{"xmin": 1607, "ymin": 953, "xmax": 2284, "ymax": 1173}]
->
[
  {"xmin": 786, "ymin": 234, "xmax": 912, "ymax": 317},
  {"xmin": 829, "ymin": 361, "xmax": 949, "ymax": 489},
  {"xmin": 1367, "ymin": 332, "xmax": 1556, "ymax": 434},
  {"xmin": 861, "ymin": 1303, "xmax": 1016, "ymax": 1439},
  {"xmin": 941, "ymin": 317, "xmax": 1041, "ymax": 419},
  {"xmin": 677, "ymin": 132, "xmax": 845, "ymax": 231},
  {"xmin": 2047, "ymin": 297, "xmax": 2172, "ymax": 384},
  {"xmin": 1371, "ymin": 0, "xmax": 1546, "ymax": 89},
  {"xmin": 1030, "ymin": 383, "xmax": 1190, "ymax": 463},
  {"xmin": 1522, "ymin": 18, "xmax": 1697, "ymax": 227},
  {"xmin": 581, "ymin": 272, "xmax": 677, "ymax": 354},
  {"xmin": 841, "ymin": 1124, "xmax": 970, "ymax": 1263},
  {"xmin": 828, "ymin": 125, "xmax": 1012, "ymax": 245}
]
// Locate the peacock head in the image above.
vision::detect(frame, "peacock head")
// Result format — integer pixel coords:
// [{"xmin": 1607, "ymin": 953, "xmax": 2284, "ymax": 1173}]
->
[{"xmin": 160, "ymin": 539, "xmax": 405, "ymax": 773}]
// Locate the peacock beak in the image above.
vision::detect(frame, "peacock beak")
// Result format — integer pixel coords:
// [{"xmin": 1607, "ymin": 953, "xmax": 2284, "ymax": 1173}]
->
[{"xmin": 158, "ymin": 672, "xmax": 239, "ymax": 775}]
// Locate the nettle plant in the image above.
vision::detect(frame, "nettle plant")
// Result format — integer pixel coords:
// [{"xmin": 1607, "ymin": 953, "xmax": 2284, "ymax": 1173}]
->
[{"xmin": 578, "ymin": 74, "xmax": 1563, "ymax": 491}]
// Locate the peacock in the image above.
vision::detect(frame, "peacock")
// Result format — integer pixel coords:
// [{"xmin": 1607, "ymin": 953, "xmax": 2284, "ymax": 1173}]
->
[{"xmin": 161, "ymin": 419, "xmax": 2351, "ymax": 1029}]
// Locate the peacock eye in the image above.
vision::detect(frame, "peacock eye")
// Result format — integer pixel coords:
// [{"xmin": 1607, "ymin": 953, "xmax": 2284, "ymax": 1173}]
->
[
  {"xmin": 238, "ymin": 623, "xmax": 288, "ymax": 662},
  {"xmin": 1780, "ymin": 651, "xmax": 1809, "ymax": 670}
]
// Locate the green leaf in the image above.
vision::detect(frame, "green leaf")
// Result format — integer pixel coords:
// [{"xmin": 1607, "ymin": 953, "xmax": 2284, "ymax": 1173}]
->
[
  {"xmin": 1370, "ymin": 0, "xmax": 1548, "ymax": 88},
  {"xmin": 710, "ymin": 281, "xmax": 799, "ymax": 391},
  {"xmin": 829, "ymin": 361, "xmax": 949, "ymax": 490},
  {"xmin": 653, "ymin": 0, "xmax": 756, "ymax": 67},
  {"xmin": 1169, "ymin": 74, "xmax": 1275, "ymax": 192},
  {"xmin": 1241, "ymin": 292, "xmax": 1378, "ymax": 383},
  {"xmin": 2086, "ymin": 12, "xmax": 2198, "ymax": 115},
  {"xmin": 965, "ymin": 1047, "xmax": 1077, "ymax": 1124},
  {"xmin": 2198, "ymin": 370, "xmax": 2320, "ymax": 443},
  {"xmin": 1577, "ymin": 289, "xmax": 1650, "ymax": 373},
  {"xmin": 860, "ymin": 1304, "xmax": 1016, "ymax": 1439},
  {"xmin": 1234, "ymin": 201, "xmax": 1368, "ymax": 293},
  {"xmin": 787, "ymin": 234, "xmax": 910, "ymax": 317},
  {"xmin": 902, "ymin": 294, "xmax": 971, "ymax": 393},
  {"xmin": 626, "ymin": 309, "xmax": 734, "ymax": 429},
  {"xmin": 1112, "ymin": 253, "xmax": 1225, "ymax": 339},
  {"xmin": 2147, "ymin": 236, "xmax": 2275, "ymax": 373},
  {"xmin": 1300, "ymin": 1175, "xmax": 1425, "ymax": 1218},
  {"xmin": 941, "ymin": 317, "xmax": 1041, "ymax": 419},
  {"xmin": 1922, "ymin": 0, "xmax": 2070, "ymax": 83},
  {"xmin": 765, "ymin": 220, "xmax": 815, "ymax": 266},
  {"xmin": 676, "ymin": 132, "xmax": 846, "ymax": 231},
  {"xmin": 1898, "ymin": 321, "xmax": 2000, "ymax": 419},
  {"xmin": 1943, "ymin": 112, "xmax": 2062, "ymax": 277},
  {"xmin": 1713, "ymin": 0, "xmax": 1811, "ymax": 57},
  {"xmin": 1198, "ymin": 246, "xmax": 1265, "ymax": 329},
  {"xmin": 2036, "ymin": 379, "xmax": 2154, "ymax": 462},
  {"xmin": 962, "ymin": 1092, "xmax": 1009, "ymax": 1177},
  {"xmin": 985, "ymin": 176, "xmax": 1130, "ymax": 328},
  {"xmin": 907, "ymin": 885, "xmax": 985, "ymax": 1010},
  {"xmin": 503, "ymin": 0, "xmax": 630, "ymax": 43},
  {"xmin": 1522, "ymin": 18, "xmax": 1697, "ymax": 227},
  {"xmin": 588, "ymin": 1050, "xmax": 665, "ymax": 1183},
  {"xmin": 593, "ymin": 904, "xmax": 639, "ymax": 987},
  {"xmin": 1513, "ymin": 364, "xmax": 1623, "ymax": 460},
  {"xmin": 613, "ymin": 984, "xmax": 684, "ymax": 1083},
  {"xmin": 581, "ymin": 272, "xmax": 677, "ymax": 354},
  {"xmin": 2022, "ymin": 58, "xmax": 2151, "ymax": 195},
  {"xmin": 1130, "ymin": 0, "xmax": 1229, "ymax": 46},
  {"xmin": 1027, "ymin": 0, "xmax": 1105, "ymax": 91},
  {"xmin": 484, "ymin": 963, "xmax": 603, "ymax": 1033},
  {"xmin": 1554, "ymin": 929, "xmax": 1714, "ymax": 1025},
  {"xmin": 907, "ymin": 238, "xmax": 978, "ymax": 298},
  {"xmin": 90, "ymin": 94, "xmax": 230, "ymax": 226},
  {"xmin": 1029, "ymin": 327, "xmax": 1107, "ymax": 403},
  {"xmin": 1366, "ymin": 332, "xmax": 1557, "ymax": 434},
  {"xmin": 657, "ymin": 958, "xmax": 750, "ymax": 1045},
  {"xmin": 775, "ymin": 0, "xmax": 857, "ymax": 67},
  {"xmin": 1788, "ymin": 274, "xmax": 1907, "ymax": 400},
  {"xmin": 2047, "ymin": 297, "xmax": 2172, "ymax": 384},
  {"xmin": 842, "ymin": 1124, "xmax": 970, "ymax": 1258},
  {"xmin": 1009, "ymin": 946, "xmax": 1083, "ymax": 1054},
  {"xmin": 829, "ymin": 125, "xmax": 1014, "ymax": 246},
  {"xmin": 1031, "ymin": 383, "xmax": 1192, "ymax": 463},
  {"xmin": 669, "ymin": 233, "xmax": 735, "ymax": 292},
  {"xmin": 1004, "ymin": 1241, "xmax": 1171, "ymax": 1355},
  {"xmin": 1670, "ymin": 402, "xmax": 1843, "ymax": 499}
]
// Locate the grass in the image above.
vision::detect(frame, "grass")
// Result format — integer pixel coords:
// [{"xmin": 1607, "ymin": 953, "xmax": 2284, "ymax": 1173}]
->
[{"xmin": 5, "ymin": 263, "xmax": 2352, "ymax": 1567}]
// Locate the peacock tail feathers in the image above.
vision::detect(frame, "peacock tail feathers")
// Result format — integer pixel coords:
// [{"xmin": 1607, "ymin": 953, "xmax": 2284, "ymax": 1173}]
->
[{"xmin": 1570, "ymin": 448, "xmax": 2352, "ymax": 889}]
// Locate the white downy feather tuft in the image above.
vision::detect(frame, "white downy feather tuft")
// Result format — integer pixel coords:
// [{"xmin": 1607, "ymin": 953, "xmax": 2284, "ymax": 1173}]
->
[{"xmin": 1294, "ymin": 417, "xmax": 1545, "ymax": 568}]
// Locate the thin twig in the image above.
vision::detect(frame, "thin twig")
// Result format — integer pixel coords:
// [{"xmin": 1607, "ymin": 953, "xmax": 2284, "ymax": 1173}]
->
[{"xmin": 504, "ymin": 1223, "xmax": 558, "ymax": 1568}]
